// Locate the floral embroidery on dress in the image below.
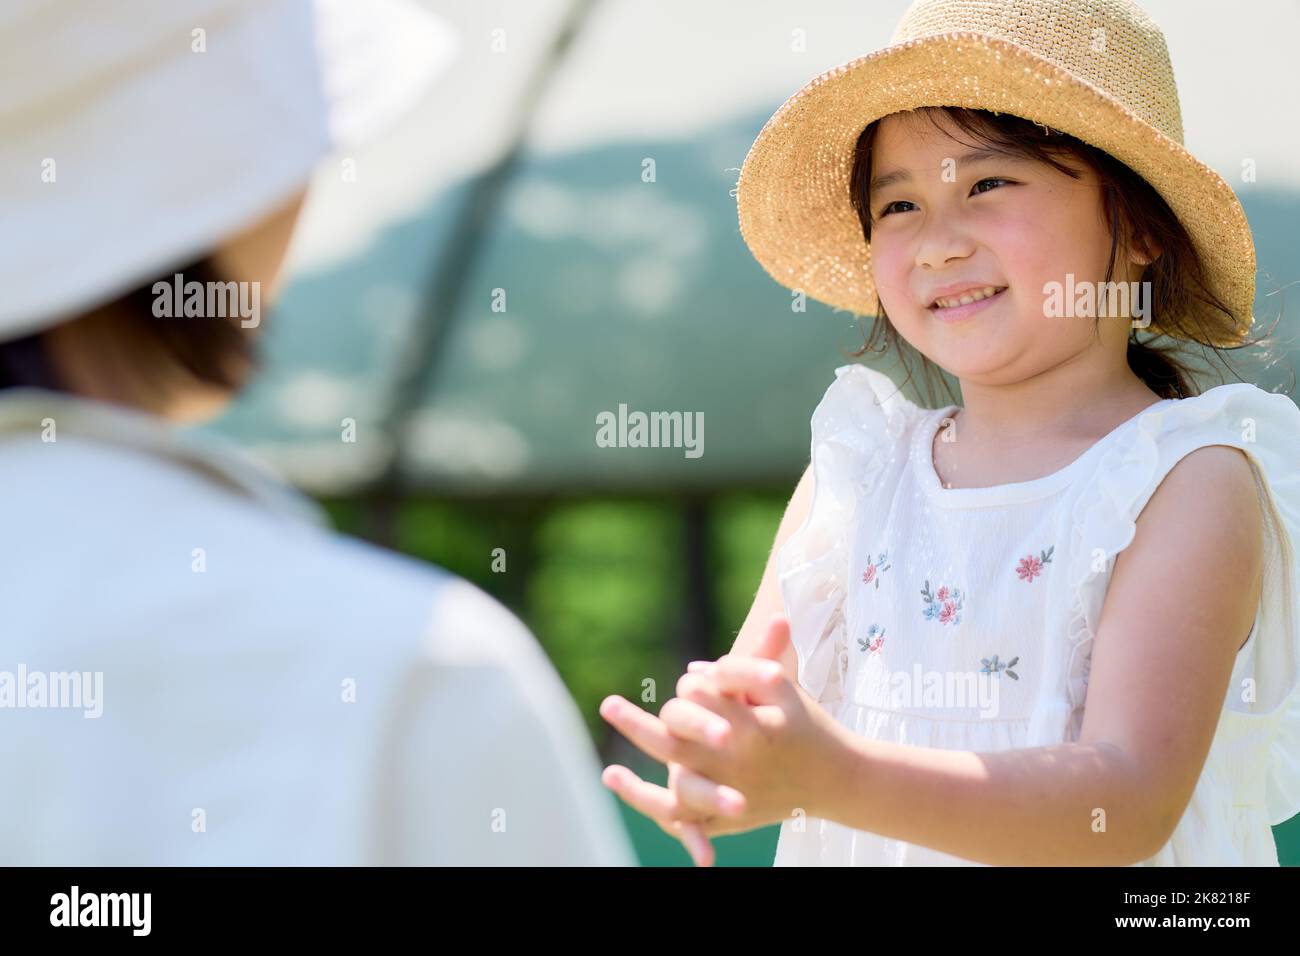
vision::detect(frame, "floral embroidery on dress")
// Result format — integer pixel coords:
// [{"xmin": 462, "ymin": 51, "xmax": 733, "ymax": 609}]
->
[
  {"xmin": 857, "ymin": 624, "xmax": 885, "ymax": 654},
  {"xmin": 979, "ymin": 655, "xmax": 1020, "ymax": 680},
  {"xmin": 921, "ymin": 580, "xmax": 963, "ymax": 625},
  {"xmin": 1015, "ymin": 546, "xmax": 1054, "ymax": 582},
  {"xmin": 861, "ymin": 551, "xmax": 891, "ymax": 589}
]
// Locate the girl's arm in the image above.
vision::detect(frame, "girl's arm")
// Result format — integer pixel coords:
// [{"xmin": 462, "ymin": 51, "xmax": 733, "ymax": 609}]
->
[
  {"xmin": 726, "ymin": 462, "xmax": 814, "ymax": 683},
  {"xmin": 815, "ymin": 445, "xmax": 1264, "ymax": 865}
]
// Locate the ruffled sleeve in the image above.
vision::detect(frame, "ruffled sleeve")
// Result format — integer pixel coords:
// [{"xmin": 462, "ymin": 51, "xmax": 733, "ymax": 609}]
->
[
  {"xmin": 1065, "ymin": 382, "xmax": 1300, "ymax": 826},
  {"xmin": 776, "ymin": 364, "xmax": 922, "ymax": 707}
]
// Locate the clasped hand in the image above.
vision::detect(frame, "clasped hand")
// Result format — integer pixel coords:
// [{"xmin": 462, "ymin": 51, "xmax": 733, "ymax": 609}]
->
[{"xmin": 599, "ymin": 615, "xmax": 845, "ymax": 866}]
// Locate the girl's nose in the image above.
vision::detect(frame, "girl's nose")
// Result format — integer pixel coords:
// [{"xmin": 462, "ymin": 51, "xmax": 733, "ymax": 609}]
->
[{"xmin": 914, "ymin": 223, "xmax": 977, "ymax": 273}]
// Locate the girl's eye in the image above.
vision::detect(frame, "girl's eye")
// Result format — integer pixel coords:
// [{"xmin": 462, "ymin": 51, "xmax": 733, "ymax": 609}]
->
[
  {"xmin": 876, "ymin": 200, "xmax": 915, "ymax": 218},
  {"xmin": 874, "ymin": 178, "xmax": 1014, "ymax": 218}
]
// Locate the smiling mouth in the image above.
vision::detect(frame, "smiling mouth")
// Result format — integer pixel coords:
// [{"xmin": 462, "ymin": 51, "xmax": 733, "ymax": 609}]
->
[{"xmin": 928, "ymin": 285, "xmax": 1008, "ymax": 313}]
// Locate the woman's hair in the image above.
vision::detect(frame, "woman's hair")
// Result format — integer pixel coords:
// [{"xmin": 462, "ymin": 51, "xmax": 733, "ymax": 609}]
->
[
  {"xmin": 847, "ymin": 106, "xmax": 1291, "ymax": 405},
  {"xmin": 0, "ymin": 255, "xmax": 258, "ymax": 396}
]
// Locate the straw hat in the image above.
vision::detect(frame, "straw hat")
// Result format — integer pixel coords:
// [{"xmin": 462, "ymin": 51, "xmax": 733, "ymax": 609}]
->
[
  {"xmin": 0, "ymin": 0, "xmax": 458, "ymax": 342},
  {"xmin": 735, "ymin": 0, "xmax": 1255, "ymax": 346}
]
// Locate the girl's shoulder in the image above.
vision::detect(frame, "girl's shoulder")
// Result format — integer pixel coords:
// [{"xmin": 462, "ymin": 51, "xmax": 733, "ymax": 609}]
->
[
  {"xmin": 1081, "ymin": 380, "xmax": 1300, "ymax": 526},
  {"xmin": 1058, "ymin": 381, "xmax": 1300, "ymax": 637},
  {"xmin": 804, "ymin": 362, "xmax": 934, "ymax": 470}
]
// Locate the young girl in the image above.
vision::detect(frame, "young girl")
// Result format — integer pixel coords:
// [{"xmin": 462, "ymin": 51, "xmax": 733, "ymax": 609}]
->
[{"xmin": 600, "ymin": 0, "xmax": 1300, "ymax": 866}]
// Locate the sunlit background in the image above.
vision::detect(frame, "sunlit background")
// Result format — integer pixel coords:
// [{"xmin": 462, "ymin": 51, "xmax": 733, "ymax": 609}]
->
[{"xmin": 205, "ymin": 0, "xmax": 1300, "ymax": 864}]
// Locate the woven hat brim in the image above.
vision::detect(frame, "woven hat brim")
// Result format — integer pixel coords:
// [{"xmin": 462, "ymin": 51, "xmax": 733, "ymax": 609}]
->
[{"xmin": 736, "ymin": 33, "xmax": 1256, "ymax": 348}]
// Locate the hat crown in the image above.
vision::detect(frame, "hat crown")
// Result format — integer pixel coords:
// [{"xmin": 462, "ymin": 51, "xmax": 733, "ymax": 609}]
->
[{"xmin": 891, "ymin": 0, "xmax": 1183, "ymax": 143}]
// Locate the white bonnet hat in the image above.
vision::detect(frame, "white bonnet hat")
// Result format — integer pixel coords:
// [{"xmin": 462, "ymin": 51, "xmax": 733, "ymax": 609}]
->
[{"xmin": 0, "ymin": 0, "xmax": 458, "ymax": 341}]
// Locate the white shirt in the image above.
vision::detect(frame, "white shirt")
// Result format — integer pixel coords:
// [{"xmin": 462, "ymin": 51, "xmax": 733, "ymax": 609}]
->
[
  {"xmin": 774, "ymin": 364, "xmax": 1300, "ymax": 866},
  {"xmin": 0, "ymin": 388, "xmax": 635, "ymax": 866}
]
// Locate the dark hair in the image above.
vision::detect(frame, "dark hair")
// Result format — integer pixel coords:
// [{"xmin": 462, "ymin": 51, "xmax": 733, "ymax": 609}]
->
[
  {"xmin": 847, "ymin": 107, "xmax": 1292, "ymax": 405},
  {"xmin": 0, "ymin": 255, "xmax": 259, "ymax": 396}
]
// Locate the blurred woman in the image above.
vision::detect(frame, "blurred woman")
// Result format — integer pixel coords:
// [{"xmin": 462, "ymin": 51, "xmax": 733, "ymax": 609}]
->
[{"xmin": 0, "ymin": 0, "xmax": 633, "ymax": 865}]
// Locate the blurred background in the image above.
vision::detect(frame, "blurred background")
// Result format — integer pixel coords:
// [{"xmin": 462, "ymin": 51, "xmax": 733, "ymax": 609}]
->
[{"xmin": 203, "ymin": 0, "xmax": 1300, "ymax": 864}]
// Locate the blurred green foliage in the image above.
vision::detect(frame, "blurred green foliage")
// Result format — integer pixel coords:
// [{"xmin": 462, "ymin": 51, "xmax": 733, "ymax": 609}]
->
[
  {"xmin": 528, "ymin": 501, "xmax": 683, "ymax": 738},
  {"xmin": 710, "ymin": 492, "xmax": 787, "ymax": 652}
]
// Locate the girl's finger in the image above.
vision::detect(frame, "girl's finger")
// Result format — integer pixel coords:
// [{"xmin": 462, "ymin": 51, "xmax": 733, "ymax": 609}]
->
[
  {"xmin": 687, "ymin": 653, "xmax": 732, "ymax": 672},
  {"xmin": 673, "ymin": 765, "xmax": 747, "ymax": 819},
  {"xmin": 660, "ymin": 696, "xmax": 732, "ymax": 747},
  {"xmin": 686, "ymin": 654, "xmax": 737, "ymax": 676},
  {"xmin": 602, "ymin": 763, "xmax": 715, "ymax": 826},
  {"xmin": 708, "ymin": 657, "xmax": 789, "ymax": 703},
  {"xmin": 675, "ymin": 671, "xmax": 754, "ymax": 724},
  {"xmin": 602, "ymin": 766, "xmax": 715, "ymax": 865},
  {"xmin": 674, "ymin": 821, "xmax": 715, "ymax": 867},
  {"xmin": 598, "ymin": 696, "xmax": 685, "ymax": 767},
  {"xmin": 666, "ymin": 761, "xmax": 715, "ymax": 824},
  {"xmin": 602, "ymin": 764, "xmax": 674, "ymax": 815}
]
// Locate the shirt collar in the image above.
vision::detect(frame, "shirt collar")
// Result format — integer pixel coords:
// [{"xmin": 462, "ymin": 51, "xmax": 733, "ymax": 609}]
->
[{"xmin": 0, "ymin": 387, "xmax": 330, "ymax": 528}]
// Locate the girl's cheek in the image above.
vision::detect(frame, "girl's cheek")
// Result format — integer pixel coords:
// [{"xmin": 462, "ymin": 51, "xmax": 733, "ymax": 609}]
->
[
  {"xmin": 989, "ymin": 199, "xmax": 1089, "ymax": 289},
  {"xmin": 973, "ymin": 219, "xmax": 1046, "ymax": 311},
  {"xmin": 871, "ymin": 242, "xmax": 913, "ymax": 315}
]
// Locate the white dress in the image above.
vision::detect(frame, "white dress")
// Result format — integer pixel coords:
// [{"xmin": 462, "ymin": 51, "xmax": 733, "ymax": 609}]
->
[{"xmin": 773, "ymin": 364, "xmax": 1300, "ymax": 866}]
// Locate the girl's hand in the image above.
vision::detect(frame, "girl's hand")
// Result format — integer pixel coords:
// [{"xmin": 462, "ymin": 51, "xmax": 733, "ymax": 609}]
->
[
  {"xmin": 601, "ymin": 616, "xmax": 847, "ymax": 860},
  {"xmin": 601, "ymin": 613, "xmax": 792, "ymax": 865},
  {"xmin": 600, "ymin": 704, "xmax": 755, "ymax": 867},
  {"xmin": 600, "ymin": 759, "xmax": 738, "ymax": 867},
  {"xmin": 601, "ymin": 662, "xmax": 779, "ymax": 865}
]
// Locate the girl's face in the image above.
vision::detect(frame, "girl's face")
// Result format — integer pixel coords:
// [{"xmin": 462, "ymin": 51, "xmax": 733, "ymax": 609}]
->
[{"xmin": 867, "ymin": 109, "xmax": 1144, "ymax": 384}]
